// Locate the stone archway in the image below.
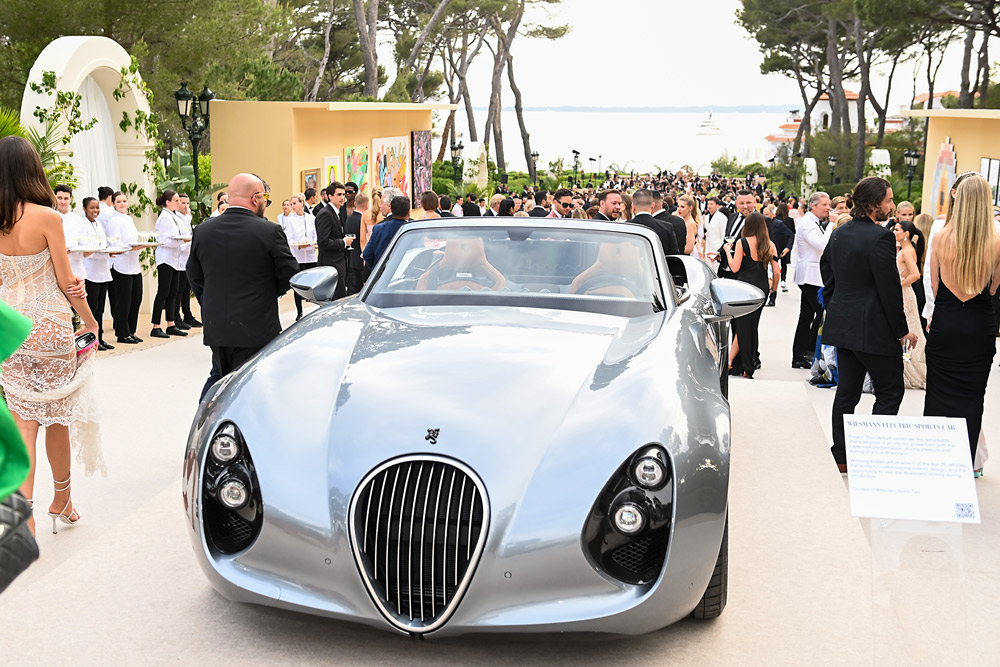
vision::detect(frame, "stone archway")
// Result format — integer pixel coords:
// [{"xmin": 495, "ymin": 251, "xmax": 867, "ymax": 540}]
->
[{"xmin": 19, "ymin": 36, "xmax": 156, "ymax": 225}]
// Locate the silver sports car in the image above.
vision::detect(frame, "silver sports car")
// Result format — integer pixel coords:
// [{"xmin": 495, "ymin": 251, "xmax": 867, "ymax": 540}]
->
[{"xmin": 183, "ymin": 219, "xmax": 764, "ymax": 637}]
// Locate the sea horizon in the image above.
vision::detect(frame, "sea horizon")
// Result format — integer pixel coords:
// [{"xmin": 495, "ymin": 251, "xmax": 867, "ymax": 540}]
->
[
  {"xmin": 452, "ymin": 108, "xmax": 792, "ymax": 174},
  {"xmin": 473, "ymin": 104, "xmax": 798, "ymax": 114}
]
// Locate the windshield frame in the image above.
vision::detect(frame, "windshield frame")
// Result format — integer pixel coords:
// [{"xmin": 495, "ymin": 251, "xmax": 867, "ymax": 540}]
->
[{"xmin": 358, "ymin": 220, "xmax": 674, "ymax": 316}]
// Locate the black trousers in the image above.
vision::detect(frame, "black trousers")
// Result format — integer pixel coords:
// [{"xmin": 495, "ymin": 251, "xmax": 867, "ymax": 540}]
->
[
  {"xmin": 293, "ymin": 262, "xmax": 318, "ymax": 316},
  {"xmin": 831, "ymin": 347, "xmax": 904, "ymax": 464},
  {"xmin": 179, "ymin": 270, "xmax": 193, "ymax": 319},
  {"xmin": 152, "ymin": 264, "xmax": 182, "ymax": 326},
  {"xmin": 85, "ymin": 280, "xmax": 110, "ymax": 341},
  {"xmin": 201, "ymin": 345, "xmax": 262, "ymax": 400},
  {"xmin": 780, "ymin": 255, "xmax": 790, "ymax": 282},
  {"xmin": 792, "ymin": 284, "xmax": 823, "ymax": 360},
  {"xmin": 346, "ymin": 252, "xmax": 364, "ymax": 296},
  {"xmin": 110, "ymin": 268, "xmax": 142, "ymax": 338}
]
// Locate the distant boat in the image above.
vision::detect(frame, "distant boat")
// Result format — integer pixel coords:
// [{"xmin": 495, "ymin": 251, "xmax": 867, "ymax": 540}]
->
[{"xmin": 697, "ymin": 112, "xmax": 721, "ymax": 136}]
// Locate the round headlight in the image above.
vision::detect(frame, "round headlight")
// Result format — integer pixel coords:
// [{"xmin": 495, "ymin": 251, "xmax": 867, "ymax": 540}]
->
[
  {"xmin": 211, "ymin": 433, "xmax": 240, "ymax": 463},
  {"xmin": 219, "ymin": 480, "xmax": 248, "ymax": 509},
  {"xmin": 633, "ymin": 457, "xmax": 666, "ymax": 489},
  {"xmin": 612, "ymin": 503, "xmax": 645, "ymax": 535}
]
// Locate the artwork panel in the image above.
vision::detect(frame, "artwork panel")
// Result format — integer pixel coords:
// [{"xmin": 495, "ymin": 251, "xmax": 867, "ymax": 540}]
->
[
  {"xmin": 372, "ymin": 136, "xmax": 411, "ymax": 200},
  {"xmin": 412, "ymin": 130, "xmax": 433, "ymax": 200},
  {"xmin": 345, "ymin": 145, "xmax": 370, "ymax": 197}
]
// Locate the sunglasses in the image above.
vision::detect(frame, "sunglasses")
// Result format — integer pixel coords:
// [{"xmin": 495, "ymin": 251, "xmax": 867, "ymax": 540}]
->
[
  {"xmin": 254, "ymin": 192, "xmax": 273, "ymax": 207},
  {"xmin": 558, "ymin": 200, "xmax": 573, "ymax": 207}
]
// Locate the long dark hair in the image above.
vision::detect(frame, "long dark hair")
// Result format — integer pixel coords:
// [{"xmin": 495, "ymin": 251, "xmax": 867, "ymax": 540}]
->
[
  {"xmin": 896, "ymin": 219, "xmax": 925, "ymax": 269},
  {"xmin": 744, "ymin": 212, "xmax": 773, "ymax": 266},
  {"xmin": 850, "ymin": 176, "xmax": 891, "ymax": 220},
  {"xmin": 0, "ymin": 136, "xmax": 55, "ymax": 235},
  {"xmin": 498, "ymin": 198, "xmax": 516, "ymax": 216}
]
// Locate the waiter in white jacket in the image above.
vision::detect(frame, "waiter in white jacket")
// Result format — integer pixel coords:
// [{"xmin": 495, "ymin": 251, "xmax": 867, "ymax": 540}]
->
[
  {"xmin": 791, "ymin": 191, "xmax": 831, "ymax": 368},
  {"xmin": 282, "ymin": 194, "xmax": 318, "ymax": 320},
  {"xmin": 54, "ymin": 184, "xmax": 90, "ymax": 283}
]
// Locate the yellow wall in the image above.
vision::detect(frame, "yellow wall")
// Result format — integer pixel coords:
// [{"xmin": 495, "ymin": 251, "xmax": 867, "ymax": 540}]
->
[
  {"xmin": 211, "ymin": 102, "xmax": 434, "ymax": 222},
  {"xmin": 920, "ymin": 115, "xmax": 1000, "ymax": 216}
]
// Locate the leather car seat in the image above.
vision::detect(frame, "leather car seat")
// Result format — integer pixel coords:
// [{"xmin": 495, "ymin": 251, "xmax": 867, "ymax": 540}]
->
[
  {"xmin": 569, "ymin": 242, "xmax": 644, "ymax": 297},
  {"xmin": 416, "ymin": 238, "xmax": 507, "ymax": 291}
]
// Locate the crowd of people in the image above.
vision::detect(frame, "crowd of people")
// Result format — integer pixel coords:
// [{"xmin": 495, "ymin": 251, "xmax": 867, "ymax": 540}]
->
[{"xmin": 2, "ymin": 130, "xmax": 1000, "ymax": 553}]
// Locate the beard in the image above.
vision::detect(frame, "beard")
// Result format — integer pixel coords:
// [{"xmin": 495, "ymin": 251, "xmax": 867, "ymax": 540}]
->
[
  {"xmin": 873, "ymin": 206, "xmax": 891, "ymax": 222},
  {"xmin": 256, "ymin": 201, "xmax": 267, "ymax": 217}
]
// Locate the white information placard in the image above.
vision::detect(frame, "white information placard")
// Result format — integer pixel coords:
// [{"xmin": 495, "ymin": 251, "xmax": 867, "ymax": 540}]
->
[{"xmin": 845, "ymin": 415, "xmax": 980, "ymax": 523}]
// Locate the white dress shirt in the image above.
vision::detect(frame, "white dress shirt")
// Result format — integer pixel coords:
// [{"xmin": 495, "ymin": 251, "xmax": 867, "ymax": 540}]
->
[
  {"xmin": 281, "ymin": 212, "xmax": 318, "ymax": 263},
  {"xmin": 451, "ymin": 204, "xmax": 463, "ymax": 217},
  {"xmin": 97, "ymin": 201, "xmax": 115, "ymax": 233},
  {"xmin": 61, "ymin": 210, "xmax": 90, "ymax": 280},
  {"xmin": 177, "ymin": 211, "xmax": 193, "ymax": 270},
  {"xmin": 106, "ymin": 211, "xmax": 141, "ymax": 275},
  {"xmin": 154, "ymin": 209, "xmax": 187, "ymax": 271},
  {"xmin": 793, "ymin": 211, "xmax": 828, "ymax": 287},
  {"xmin": 82, "ymin": 217, "xmax": 112, "ymax": 283}
]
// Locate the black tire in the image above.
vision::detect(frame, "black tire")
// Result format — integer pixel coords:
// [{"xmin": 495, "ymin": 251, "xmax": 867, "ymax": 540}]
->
[{"xmin": 691, "ymin": 514, "xmax": 728, "ymax": 619}]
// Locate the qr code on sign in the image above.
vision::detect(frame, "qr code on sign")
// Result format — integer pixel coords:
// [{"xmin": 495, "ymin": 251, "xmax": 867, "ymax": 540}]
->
[{"xmin": 955, "ymin": 503, "xmax": 975, "ymax": 519}]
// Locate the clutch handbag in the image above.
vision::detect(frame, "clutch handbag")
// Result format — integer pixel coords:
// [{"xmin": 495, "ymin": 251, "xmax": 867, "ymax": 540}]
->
[{"xmin": 0, "ymin": 491, "xmax": 39, "ymax": 593}]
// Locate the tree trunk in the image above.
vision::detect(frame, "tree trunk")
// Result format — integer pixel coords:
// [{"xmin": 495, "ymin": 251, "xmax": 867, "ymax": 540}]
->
[
  {"xmin": 506, "ymin": 53, "xmax": 533, "ymax": 182},
  {"xmin": 352, "ymin": 0, "xmax": 380, "ymax": 98},
  {"xmin": 826, "ymin": 18, "xmax": 847, "ymax": 135},
  {"xmin": 308, "ymin": 0, "xmax": 337, "ymax": 102},
  {"xmin": 492, "ymin": 84, "xmax": 505, "ymax": 173},
  {"xmin": 402, "ymin": 0, "xmax": 456, "ymax": 71},
  {"xmin": 959, "ymin": 23, "xmax": 977, "ymax": 108},
  {"xmin": 978, "ymin": 38, "xmax": 990, "ymax": 108},
  {"xmin": 461, "ymin": 80, "xmax": 478, "ymax": 142},
  {"xmin": 436, "ymin": 110, "xmax": 455, "ymax": 163},
  {"xmin": 853, "ymin": 19, "xmax": 872, "ymax": 182},
  {"xmin": 483, "ymin": 2, "xmax": 524, "ymax": 163},
  {"xmin": 873, "ymin": 48, "xmax": 902, "ymax": 148},
  {"xmin": 925, "ymin": 44, "xmax": 935, "ymax": 110}
]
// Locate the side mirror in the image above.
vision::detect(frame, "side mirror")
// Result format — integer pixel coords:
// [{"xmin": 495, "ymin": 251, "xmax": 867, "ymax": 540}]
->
[
  {"xmin": 705, "ymin": 278, "xmax": 766, "ymax": 323},
  {"xmin": 290, "ymin": 266, "xmax": 340, "ymax": 303}
]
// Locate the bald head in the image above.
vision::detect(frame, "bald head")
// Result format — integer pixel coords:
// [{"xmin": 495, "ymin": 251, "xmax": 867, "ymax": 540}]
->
[{"xmin": 228, "ymin": 173, "xmax": 264, "ymax": 209}]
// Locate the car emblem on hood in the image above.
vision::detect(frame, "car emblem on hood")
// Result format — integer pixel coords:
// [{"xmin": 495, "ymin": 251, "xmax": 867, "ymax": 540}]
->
[{"xmin": 425, "ymin": 429, "xmax": 440, "ymax": 445}]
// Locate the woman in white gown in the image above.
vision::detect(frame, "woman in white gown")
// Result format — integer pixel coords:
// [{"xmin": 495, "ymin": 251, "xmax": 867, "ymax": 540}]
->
[
  {"xmin": 894, "ymin": 219, "xmax": 927, "ymax": 389},
  {"xmin": 0, "ymin": 137, "xmax": 106, "ymax": 535}
]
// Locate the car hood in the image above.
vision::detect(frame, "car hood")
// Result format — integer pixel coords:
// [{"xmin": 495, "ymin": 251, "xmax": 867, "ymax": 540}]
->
[{"xmin": 220, "ymin": 302, "xmax": 677, "ymax": 478}]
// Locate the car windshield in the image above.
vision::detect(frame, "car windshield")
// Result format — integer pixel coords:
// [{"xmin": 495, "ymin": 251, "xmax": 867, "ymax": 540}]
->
[{"xmin": 364, "ymin": 226, "xmax": 666, "ymax": 317}]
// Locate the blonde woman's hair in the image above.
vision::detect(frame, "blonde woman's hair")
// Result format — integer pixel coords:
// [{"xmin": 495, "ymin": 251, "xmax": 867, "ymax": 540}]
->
[
  {"xmin": 896, "ymin": 200, "xmax": 915, "ymax": 215},
  {"xmin": 514, "ymin": 210, "xmax": 529, "ymax": 217},
  {"xmin": 913, "ymin": 212, "xmax": 934, "ymax": 240},
  {"xmin": 368, "ymin": 192, "xmax": 383, "ymax": 226},
  {"xmin": 679, "ymin": 194, "xmax": 701, "ymax": 225},
  {"xmin": 833, "ymin": 213, "xmax": 852, "ymax": 229},
  {"xmin": 948, "ymin": 174, "xmax": 996, "ymax": 294}
]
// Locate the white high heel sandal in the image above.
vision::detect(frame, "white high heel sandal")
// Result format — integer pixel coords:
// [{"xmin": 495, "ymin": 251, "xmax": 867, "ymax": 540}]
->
[{"xmin": 48, "ymin": 476, "xmax": 80, "ymax": 534}]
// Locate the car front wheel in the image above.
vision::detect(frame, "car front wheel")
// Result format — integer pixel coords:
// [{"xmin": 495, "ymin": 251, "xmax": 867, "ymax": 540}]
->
[{"xmin": 691, "ymin": 514, "xmax": 728, "ymax": 619}]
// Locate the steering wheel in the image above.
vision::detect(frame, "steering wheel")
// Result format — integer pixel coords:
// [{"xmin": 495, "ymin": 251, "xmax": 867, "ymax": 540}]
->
[{"xmin": 575, "ymin": 273, "xmax": 643, "ymax": 298}]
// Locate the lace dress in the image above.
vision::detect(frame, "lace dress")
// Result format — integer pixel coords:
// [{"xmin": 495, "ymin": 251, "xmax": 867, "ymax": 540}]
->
[
  {"xmin": 0, "ymin": 249, "xmax": 106, "ymax": 476},
  {"xmin": 900, "ymin": 270, "xmax": 927, "ymax": 390}
]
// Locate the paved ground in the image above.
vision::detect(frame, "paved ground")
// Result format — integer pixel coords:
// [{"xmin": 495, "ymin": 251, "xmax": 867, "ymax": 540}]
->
[{"xmin": 3, "ymin": 285, "xmax": 998, "ymax": 665}]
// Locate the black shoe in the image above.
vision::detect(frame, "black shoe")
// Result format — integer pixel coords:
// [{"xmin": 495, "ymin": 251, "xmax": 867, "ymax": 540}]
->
[
  {"xmin": 295, "ymin": 313, "xmax": 303, "ymax": 322},
  {"xmin": 791, "ymin": 358, "xmax": 812, "ymax": 369},
  {"xmin": 175, "ymin": 320, "xmax": 192, "ymax": 331},
  {"xmin": 131, "ymin": 335, "xmax": 143, "ymax": 343},
  {"xmin": 765, "ymin": 301, "xmax": 775, "ymax": 307},
  {"xmin": 165, "ymin": 326, "xmax": 188, "ymax": 336},
  {"xmin": 116, "ymin": 336, "xmax": 138, "ymax": 344},
  {"xmin": 754, "ymin": 359, "xmax": 761, "ymax": 370},
  {"xmin": 183, "ymin": 316, "xmax": 202, "ymax": 328},
  {"xmin": 98, "ymin": 340, "xmax": 115, "ymax": 351},
  {"xmin": 150, "ymin": 327, "xmax": 170, "ymax": 339}
]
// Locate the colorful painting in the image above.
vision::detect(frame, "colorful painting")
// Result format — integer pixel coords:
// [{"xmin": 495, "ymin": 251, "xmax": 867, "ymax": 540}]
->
[
  {"xmin": 322, "ymin": 156, "xmax": 341, "ymax": 188},
  {"xmin": 302, "ymin": 168, "xmax": 319, "ymax": 193},
  {"xmin": 372, "ymin": 135, "xmax": 411, "ymax": 200},
  {"xmin": 412, "ymin": 130, "xmax": 433, "ymax": 199},
  {"xmin": 931, "ymin": 138, "xmax": 956, "ymax": 218},
  {"xmin": 345, "ymin": 145, "xmax": 370, "ymax": 196}
]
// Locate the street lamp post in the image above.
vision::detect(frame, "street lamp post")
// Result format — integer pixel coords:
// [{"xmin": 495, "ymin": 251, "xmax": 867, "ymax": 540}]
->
[
  {"xmin": 571, "ymin": 149, "xmax": 580, "ymax": 187},
  {"xmin": 451, "ymin": 141, "xmax": 464, "ymax": 187},
  {"xmin": 588, "ymin": 157, "xmax": 596, "ymax": 183},
  {"xmin": 173, "ymin": 82, "xmax": 215, "ymax": 206},
  {"xmin": 827, "ymin": 155, "xmax": 837, "ymax": 188},
  {"xmin": 904, "ymin": 149, "xmax": 920, "ymax": 199},
  {"xmin": 767, "ymin": 157, "xmax": 776, "ymax": 184},
  {"xmin": 530, "ymin": 151, "xmax": 539, "ymax": 186}
]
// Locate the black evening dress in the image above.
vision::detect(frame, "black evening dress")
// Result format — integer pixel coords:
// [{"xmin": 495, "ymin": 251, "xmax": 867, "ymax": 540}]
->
[
  {"xmin": 923, "ymin": 279, "xmax": 996, "ymax": 463},
  {"xmin": 731, "ymin": 238, "xmax": 769, "ymax": 378}
]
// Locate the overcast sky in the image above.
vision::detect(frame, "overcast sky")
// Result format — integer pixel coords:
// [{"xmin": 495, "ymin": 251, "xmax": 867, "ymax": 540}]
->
[{"xmin": 427, "ymin": 0, "xmax": 989, "ymax": 112}]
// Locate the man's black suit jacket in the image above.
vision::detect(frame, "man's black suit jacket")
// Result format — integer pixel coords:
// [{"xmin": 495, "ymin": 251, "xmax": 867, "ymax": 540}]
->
[
  {"xmin": 528, "ymin": 207, "xmax": 549, "ymax": 217},
  {"xmin": 461, "ymin": 202, "xmax": 480, "ymax": 216},
  {"xmin": 630, "ymin": 213, "xmax": 679, "ymax": 255},
  {"xmin": 653, "ymin": 210, "xmax": 686, "ymax": 253},
  {"xmin": 820, "ymin": 218, "xmax": 908, "ymax": 356},
  {"xmin": 186, "ymin": 206, "xmax": 299, "ymax": 348},
  {"xmin": 315, "ymin": 204, "xmax": 348, "ymax": 298}
]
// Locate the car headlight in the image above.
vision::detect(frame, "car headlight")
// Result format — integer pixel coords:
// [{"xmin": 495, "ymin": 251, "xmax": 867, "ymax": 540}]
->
[
  {"xmin": 210, "ymin": 432, "xmax": 240, "ymax": 463},
  {"xmin": 219, "ymin": 479, "xmax": 248, "ymax": 509},
  {"xmin": 633, "ymin": 456, "xmax": 666, "ymax": 489},
  {"xmin": 612, "ymin": 503, "xmax": 645, "ymax": 535}
]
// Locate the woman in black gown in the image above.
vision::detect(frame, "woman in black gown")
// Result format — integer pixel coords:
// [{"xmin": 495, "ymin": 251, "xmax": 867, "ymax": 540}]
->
[
  {"xmin": 924, "ymin": 174, "xmax": 1000, "ymax": 469},
  {"xmin": 723, "ymin": 212, "xmax": 781, "ymax": 378}
]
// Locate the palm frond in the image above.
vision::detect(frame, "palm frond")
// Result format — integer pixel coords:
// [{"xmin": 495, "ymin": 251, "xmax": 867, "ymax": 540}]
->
[{"xmin": 0, "ymin": 107, "xmax": 25, "ymax": 139}]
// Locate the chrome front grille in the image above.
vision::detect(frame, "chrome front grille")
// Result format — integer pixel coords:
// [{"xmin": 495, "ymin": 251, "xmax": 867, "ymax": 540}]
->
[{"xmin": 350, "ymin": 456, "xmax": 489, "ymax": 634}]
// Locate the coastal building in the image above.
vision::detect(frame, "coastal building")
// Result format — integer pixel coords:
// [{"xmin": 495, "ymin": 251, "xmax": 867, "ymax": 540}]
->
[{"xmin": 765, "ymin": 89, "xmax": 906, "ymax": 153}]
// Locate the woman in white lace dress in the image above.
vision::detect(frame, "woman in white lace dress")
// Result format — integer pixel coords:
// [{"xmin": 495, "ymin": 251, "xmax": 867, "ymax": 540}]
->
[
  {"xmin": 894, "ymin": 219, "xmax": 927, "ymax": 389},
  {"xmin": 0, "ymin": 136, "xmax": 106, "ymax": 535}
]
